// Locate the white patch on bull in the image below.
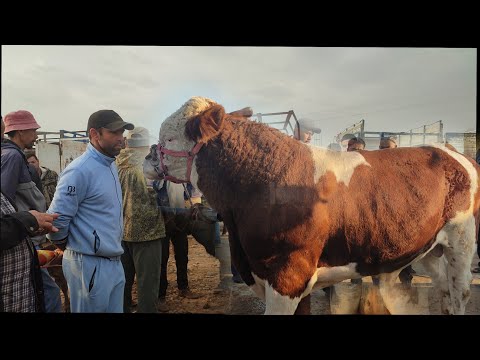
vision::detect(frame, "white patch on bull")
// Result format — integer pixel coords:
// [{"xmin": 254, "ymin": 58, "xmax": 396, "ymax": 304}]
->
[
  {"xmin": 409, "ymin": 215, "xmax": 476, "ymax": 314},
  {"xmin": 250, "ymin": 273, "xmax": 266, "ymax": 300},
  {"xmin": 425, "ymin": 146, "xmax": 479, "ymax": 310},
  {"xmin": 444, "ymin": 214, "xmax": 477, "ymax": 259},
  {"xmin": 251, "ymin": 264, "xmax": 363, "ymax": 314},
  {"xmin": 313, "ymin": 263, "xmax": 361, "ymax": 288},
  {"xmin": 251, "ymin": 272, "xmax": 313, "ymax": 314},
  {"xmin": 308, "ymin": 146, "xmax": 370, "ymax": 186},
  {"xmin": 264, "ymin": 282, "xmax": 302, "ymax": 315},
  {"xmin": 251, "ymin": 273, "xmax": 301, "ymax": 314},
  {"xmin": 432, "ymin": 144, "xmax": 478, "ymax": 223}
]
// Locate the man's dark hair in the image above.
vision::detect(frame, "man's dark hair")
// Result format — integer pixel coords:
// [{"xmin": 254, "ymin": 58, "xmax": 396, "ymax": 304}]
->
[
  {"xmin": 7, "ymin": 130, "xmax": 18, "ymax": 138},
  {"xmin": 352, "ymin": 137, "xmax": 365, "ymax": 146},
  {"xmin": 24, "ymin": 150, "xmax": 38, "ymax": 161},
  {"xmin": 88, "ymin": 127, "xmax": 104, "ymax": 140},
  {"xmin": 348, "ymin": 137, "xmax": 365, "ymax": 149},
  {"xmin": 341, "ymin": 133, "xmax": 356, "ymax": 142},
  {"xmin": 379, "ymin": 136, "xmax": 397, "ymax": 149}
]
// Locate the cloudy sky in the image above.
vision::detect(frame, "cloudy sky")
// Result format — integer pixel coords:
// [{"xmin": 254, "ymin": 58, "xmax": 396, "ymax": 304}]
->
[{"xmin": 1, "ymin": 46, "xmax": 476, "ymax": 146}]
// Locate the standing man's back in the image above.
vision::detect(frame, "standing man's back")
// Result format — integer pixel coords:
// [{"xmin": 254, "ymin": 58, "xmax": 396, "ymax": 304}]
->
[
  {"xmin": 116, "ymin": 127, "xmax": 166, "ymax": 313},
  {"xmin": 47, "ymin": 110, "xmax": 134, "ymax": 313}
]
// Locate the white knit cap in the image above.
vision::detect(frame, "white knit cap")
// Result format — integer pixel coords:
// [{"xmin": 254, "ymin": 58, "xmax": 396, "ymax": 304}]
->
[{"xmin": 127, "ymin": 126, "xmax": 150, "ymax": 147}]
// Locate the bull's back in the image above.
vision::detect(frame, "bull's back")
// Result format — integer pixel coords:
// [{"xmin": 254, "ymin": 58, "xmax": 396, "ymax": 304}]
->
[{"xmin": 321, "ymin": 146, "xmax": 474, "ymax": 267}]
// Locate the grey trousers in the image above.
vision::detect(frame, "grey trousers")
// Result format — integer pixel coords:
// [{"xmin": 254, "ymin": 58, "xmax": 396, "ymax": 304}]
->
[{"xmin": 122, "ymin": 239, "xmax": 163, "ymax": 313}]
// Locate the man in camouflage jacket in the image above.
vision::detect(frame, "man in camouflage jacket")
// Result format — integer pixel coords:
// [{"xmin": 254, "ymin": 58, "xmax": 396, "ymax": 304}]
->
[{"xmin": 116, "ymin": 127, "xmax": 166, "ymax": 313}]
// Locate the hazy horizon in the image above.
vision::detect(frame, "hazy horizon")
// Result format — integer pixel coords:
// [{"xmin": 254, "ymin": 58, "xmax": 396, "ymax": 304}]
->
[{"xmin": 2, "ymin": 46, "xmax": 476, "ymax": 146}]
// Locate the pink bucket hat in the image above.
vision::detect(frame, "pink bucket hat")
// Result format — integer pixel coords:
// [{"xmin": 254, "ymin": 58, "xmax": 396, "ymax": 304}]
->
[{"xmin": 4, "ymin": 110, "xmax": 41, "ymax": 133}]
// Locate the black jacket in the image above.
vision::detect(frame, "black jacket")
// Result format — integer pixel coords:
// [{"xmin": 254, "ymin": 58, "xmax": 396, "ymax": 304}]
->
[
  {"xmin": 0, "ymin": 210, "xmax": 38, "ymax": 250},
  {"xmin": 0, "ymin": 192, "xmax": 45, "ymax": 312}
]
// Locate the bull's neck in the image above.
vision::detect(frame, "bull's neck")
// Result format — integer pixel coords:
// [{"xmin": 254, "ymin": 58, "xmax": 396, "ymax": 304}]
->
[{"xmin": 195, "ymin": 119, "xmax": 314, "ymax": 188}]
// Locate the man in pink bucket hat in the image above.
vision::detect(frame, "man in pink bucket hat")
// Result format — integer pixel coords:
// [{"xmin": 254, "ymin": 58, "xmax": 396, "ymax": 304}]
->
[
  {"xmin": 1, "ymin": 110, "xmax": 43, "ymax": 207},
  {"xmin": 1, "ymin": 110, "xmax": 63, "ymax": 313},
  {"xmin": 3, "ymin": 110, "xmax": 41, "ymax": 134}
]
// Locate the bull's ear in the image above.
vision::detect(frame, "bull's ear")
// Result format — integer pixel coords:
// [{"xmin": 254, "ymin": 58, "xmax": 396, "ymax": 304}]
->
[{"xmin": 185, "ymin": 104, "xmax": 225, "ymax": 143}]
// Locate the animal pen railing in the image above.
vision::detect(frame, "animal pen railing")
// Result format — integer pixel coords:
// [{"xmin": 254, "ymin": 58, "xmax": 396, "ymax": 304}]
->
[
  {"xmin": 36, "ymin": 130, "xmax": 88, "ymax": 143},
  {"xmin": 253, "ymin": 111, "xmax": 300, "ymax": 137},
  {"xmin": 335, "ymin": 120, "xmax": 445, "ymax": 150},
  {"xmin": 445, "ymin": 132, "xmax": 477, "ymax": 158},
  {"xmin": 253, "ymin": 110, "xmax": 322, "ymax": 146},
  {"xmin": 335, "ymin": 119, "xmax": 477, "ymax": 157}
]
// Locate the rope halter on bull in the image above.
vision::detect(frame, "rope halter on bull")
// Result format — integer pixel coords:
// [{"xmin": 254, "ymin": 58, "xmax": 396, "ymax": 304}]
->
[
  {"xmin": 157, "ymin": 142, "xmax": 204, "ymax": 184},
  {"xmin": 146, "ymin": 141, "xmax": 214, "ymax": 231},
  {"xmin": 146, "ymin": 106, "xmax": 253, "ymax": 184}
]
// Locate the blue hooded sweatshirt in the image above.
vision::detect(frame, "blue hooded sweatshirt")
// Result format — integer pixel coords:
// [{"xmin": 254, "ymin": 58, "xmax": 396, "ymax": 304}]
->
[{"xmin": 47, "ymin": 143, "xmax": 124, "ymax": 257}]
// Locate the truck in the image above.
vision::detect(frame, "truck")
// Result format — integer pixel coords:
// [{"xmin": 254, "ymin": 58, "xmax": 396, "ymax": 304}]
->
[{"xmin": 34, "ymin": 130, "xmax": 88, "ymax": 174}]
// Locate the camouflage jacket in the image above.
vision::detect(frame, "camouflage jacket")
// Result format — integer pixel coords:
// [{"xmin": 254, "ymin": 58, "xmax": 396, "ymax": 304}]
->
[
  {"xmin": 116, "ymin": 148, "xmax": 166, "ymax": 242},
  {"xmin": 40, "ymin": 167, "xmax": 58, "ymax": 209}
]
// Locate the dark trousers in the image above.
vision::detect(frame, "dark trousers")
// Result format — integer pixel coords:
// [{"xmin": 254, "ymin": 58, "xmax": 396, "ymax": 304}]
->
[
  {"xmin": 122, "ymin": 239, "xmax": 163, "ymax": 313},
  {"xmin": 159, "ymin": 215, "xmax": 189, "ymax": 297}
]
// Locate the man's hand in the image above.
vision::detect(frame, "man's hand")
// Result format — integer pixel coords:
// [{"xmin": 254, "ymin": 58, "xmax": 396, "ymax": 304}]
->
[{"xmin": 28, "ymin": 211, "xmax": 59, "ymax": 235}]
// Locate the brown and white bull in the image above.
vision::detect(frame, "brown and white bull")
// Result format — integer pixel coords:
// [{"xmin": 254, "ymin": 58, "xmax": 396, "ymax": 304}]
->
[{"xmin": 143, "ymin": 96, "xmax": 480, "ymax": 315}]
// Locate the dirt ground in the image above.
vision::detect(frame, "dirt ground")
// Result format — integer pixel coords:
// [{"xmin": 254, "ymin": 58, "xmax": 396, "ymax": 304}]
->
[
  {"xmin": 129, "ymin": 237, "xmax": 229, "ymax": 314},
  {"xmin": 121, "ymin": 234, "xmax": 480, "ymax": 315}
]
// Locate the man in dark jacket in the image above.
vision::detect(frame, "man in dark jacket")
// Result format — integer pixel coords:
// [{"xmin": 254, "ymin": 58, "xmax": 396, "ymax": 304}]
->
[{"xmin": 1, "ymin": 111, "xmax": 62, "ymax": 312}]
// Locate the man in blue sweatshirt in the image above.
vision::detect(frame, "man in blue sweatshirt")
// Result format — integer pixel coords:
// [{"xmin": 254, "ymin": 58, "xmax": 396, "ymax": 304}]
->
[{"xmin": 47, "ymin": 110, "xmax": 134, "ymax": 312}]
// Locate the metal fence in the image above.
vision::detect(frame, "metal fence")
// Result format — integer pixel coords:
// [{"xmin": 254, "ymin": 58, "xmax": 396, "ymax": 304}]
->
[
  {"xmin": 253, "ymin": 111, "xmax": 299, "ymax": 137},
  {"xmin": 37, "ymin": 130, "xmax": 88, "ymax": 143},
  {"xmin": 253, "ymin": 111, "xmax": 323, "ymax": 146},
  {"xmin": 445, "ymin": 132, "xmax": 477, "ymax": 158},
  {"xmin": 396, "ymin": 121, "xmax": 444, "ymax": 148},
  {"xmin": 335, "ymin": 120, "xmax": 447, "ymax": 151},
  {"xmin": 335, "ymin": 120, "xmax": 365, "ymax": 144}
]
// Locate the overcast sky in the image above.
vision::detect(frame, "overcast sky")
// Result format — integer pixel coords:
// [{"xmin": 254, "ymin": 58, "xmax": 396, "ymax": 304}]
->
[{"xmin": 1, "ymin": 46, "xmax": 476, "ymax": 146}]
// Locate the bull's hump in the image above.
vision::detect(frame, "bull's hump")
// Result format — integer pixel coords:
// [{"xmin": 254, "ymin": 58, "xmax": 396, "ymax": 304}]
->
[{"xmin": 309, "ymin": 147, "xmax": 370, "ymax": 186}]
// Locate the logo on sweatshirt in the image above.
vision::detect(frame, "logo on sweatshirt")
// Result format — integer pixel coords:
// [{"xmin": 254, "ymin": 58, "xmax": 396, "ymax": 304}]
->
[{"xmin": 66, "ymin": 186, "xmax": 76, "ymax": 196}]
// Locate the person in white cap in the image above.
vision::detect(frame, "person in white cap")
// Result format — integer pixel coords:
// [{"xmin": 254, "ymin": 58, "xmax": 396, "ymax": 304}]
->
[
  {"xmin": 115, "ymin": 127, "xmax": 167, "ymax": 313},
  {"xmin": 294, "ymin": 121, "xmax": 315, "ymax": 144}
]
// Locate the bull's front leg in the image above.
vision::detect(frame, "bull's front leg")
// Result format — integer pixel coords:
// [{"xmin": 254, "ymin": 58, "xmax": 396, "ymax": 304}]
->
[
  {"xmin": 294, "ymin": 294, "xmax": 311, "ymax": 315},
  {"xmin": 263, "ymin": 251, "xmax": 319, "ymax": 315},
  {"xmin": 264, "ymin": 282, "xmax": 302, "ymax": 315}
]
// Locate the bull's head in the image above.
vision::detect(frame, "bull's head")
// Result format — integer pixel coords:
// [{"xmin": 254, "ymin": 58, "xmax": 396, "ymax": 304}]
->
[
  {"xmin": 143, "ymin": 96, "xmax": 226, "ymax": 189},
  {"xmin": 143, "ymin": 96, "xmax": 253, "ymax": 189}
]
